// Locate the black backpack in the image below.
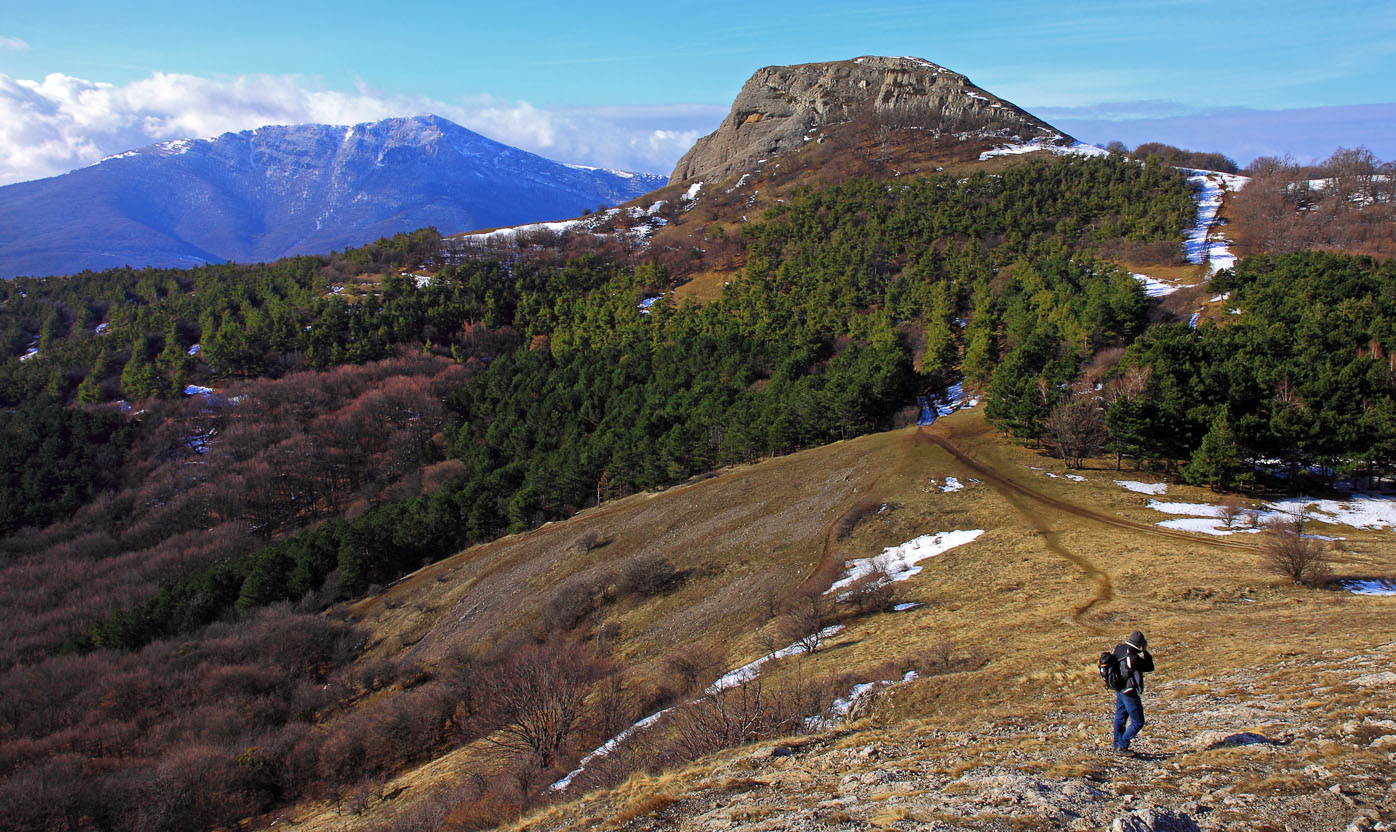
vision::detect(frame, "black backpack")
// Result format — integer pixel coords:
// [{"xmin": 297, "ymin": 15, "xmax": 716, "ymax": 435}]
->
[{"xmin": 1098, "ymin": 650, "xmax": 1124, "ymax": 691}]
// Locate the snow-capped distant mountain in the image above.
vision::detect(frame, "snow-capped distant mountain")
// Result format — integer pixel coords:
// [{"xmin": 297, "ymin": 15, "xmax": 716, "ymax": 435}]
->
[{"xmin": 0, "ymin": 115, "xmax": 666, "ymax": 278}]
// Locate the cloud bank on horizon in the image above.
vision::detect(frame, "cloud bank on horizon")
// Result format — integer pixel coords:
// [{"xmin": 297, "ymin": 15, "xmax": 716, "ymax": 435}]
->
[
  {"xmin": 1, "ymin": 68, "xmax": 1392, "ymax": 189},
  {"xmin": 0, "ymin": 71, "xmax": 722, "ymax": 186}
]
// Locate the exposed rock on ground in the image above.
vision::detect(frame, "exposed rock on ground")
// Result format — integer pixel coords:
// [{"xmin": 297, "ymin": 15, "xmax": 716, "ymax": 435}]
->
[{"xmin": 512, "ymin": 640, "xmax": 1396, "ymax": 832}]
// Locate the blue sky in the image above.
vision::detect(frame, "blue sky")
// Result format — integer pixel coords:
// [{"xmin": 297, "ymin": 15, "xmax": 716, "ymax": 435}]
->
[{"xmin": 1, "ymin": 0, "xmax": 1393, "ymax": 182}]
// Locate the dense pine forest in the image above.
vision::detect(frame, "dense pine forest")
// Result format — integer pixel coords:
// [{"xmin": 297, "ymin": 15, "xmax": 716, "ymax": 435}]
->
[{"xmin": 2, "ymin": 153, "xmax": 1393, "ymax": 832}]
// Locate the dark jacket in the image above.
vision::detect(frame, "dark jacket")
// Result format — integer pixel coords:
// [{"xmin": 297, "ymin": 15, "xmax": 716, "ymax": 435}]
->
[{"xmin": 1113, "ymin": 642, "xmax": 1154, "ymax": 696}]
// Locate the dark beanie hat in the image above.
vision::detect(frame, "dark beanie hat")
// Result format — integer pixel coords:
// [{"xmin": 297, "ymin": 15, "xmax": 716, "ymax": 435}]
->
[{"xmin": 1128, "ymin": 631, "xmax": 1147, "ymax": 648}]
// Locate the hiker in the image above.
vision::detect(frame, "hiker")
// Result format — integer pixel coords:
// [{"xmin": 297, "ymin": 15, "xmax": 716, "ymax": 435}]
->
[{"xmin": 1112, "ymin": 630, "xmax": 1154, "ymax": 754}]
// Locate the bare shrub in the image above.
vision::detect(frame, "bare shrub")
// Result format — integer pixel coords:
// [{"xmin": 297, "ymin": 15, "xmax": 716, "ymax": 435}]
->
[
  {"xmin": 662, "ymin": 644, "xmax": 728, "ymax": 696},
  {"xmin": 841, "ymin": 574, "xmax": 897, "ymax": 616},
  {"xmin": 776, "ymin": 590, "xmax": 833, "ymax": 654},
  {"xmin": 1220, "ymin": 494, "xmax": 1248, "ymax": 529},
  {"xmin": 1259, "ymin": 516, "xmax": 1332, "ymax": 587},
  {"xmin": 909, "ymin": 640, "xmax": 983, "ymax": 676},
  {"xmin": 1046, "ymin": 395, "xmax": 1106, "ymax": 469},
  {"xmin": 481, "ymin": 638, "xmax": 609, "ymax": 769},
  {"xmin": 839, "ymin": 556, "xmax": 898, "ymax": 616},
  {"xmin": 663, "ymin": 671, "xmax": 834, "ymax": 764},
  {"xmin": 541, "ymin": 577, "xmax": 600, "ymax": 632},
  {"xmin": 618, "ymin": 554, "xmax": 681, "ymax": 597},
  {"xmin": 573, "ymin": 529, "xmax": 612, "ymax": 553}
]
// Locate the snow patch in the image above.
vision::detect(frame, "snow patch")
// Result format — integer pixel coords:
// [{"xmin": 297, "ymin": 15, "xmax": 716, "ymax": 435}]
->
[
  {"xmin": 1132, "ymin": 272, "xmax": 1181, "ymax": 298},
  {"xmin": 549, "ymin": 707, "xmax": 673, "ymax": 792},
  {"xmin": 979, "ymin": 139, "xmax": 1108, "ymax": 161},
  {"xmin": 1345, "ymin": 579, "xmax": 1396, "ymax": 596},
  {"xmin": 1157, "ymin": 517, "xmax": 1257, "ymax": 536},
  {"xmin": 1146, "ymin": 493, "xmax": 1396, "ymax": 535},
  {"xmin": 941, "ymin": 476, "xmax": 964, "ymax": 493},
  {"xmin": 1267, "ymin": 495, "xmax": 1396, "ymax": 531},
  {"xmin": 828, "ymin": 530, "xmax": 985, "ymax": 594},
  {"xmin": 183, "ymin": 385, "xmax": 215, "ymax": 396},
  {"xmin": 683, "ymin": 181, "xmax": 703, "ymax": 201},
  {"xmin": 1182, "ymin": 170, "xmax": 1248, "ymax": 274},
  {"xmin": 708, "ymin": 626, "xmax": 847, "ymax": 694},
  {"xmin": 1116, "ymin": 480, "xmax": 1168, "ymax": 495},
  {"xmin": 806, "ymin": 670, "xmax": 919, "ymax": 730}
]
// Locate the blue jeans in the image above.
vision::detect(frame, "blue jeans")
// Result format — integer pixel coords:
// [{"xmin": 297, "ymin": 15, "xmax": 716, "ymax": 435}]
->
[{"xmin": 1113, "ymin": 692, "xmax": 1145, "ymax": 750}]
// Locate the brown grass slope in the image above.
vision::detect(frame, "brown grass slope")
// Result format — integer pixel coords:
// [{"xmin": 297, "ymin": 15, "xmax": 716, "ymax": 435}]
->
[{"xmin": 271, "ymin": 408, "xmax": 1396, "ymax": 832}]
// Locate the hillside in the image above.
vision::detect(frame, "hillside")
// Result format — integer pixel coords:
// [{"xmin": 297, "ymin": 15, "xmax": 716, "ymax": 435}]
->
[
  {"xmin": 3, "ymin": 53, "xmax": 1394, "ymax": 832},
  {"xmin": 0, "ymin": 115, "xmax": 664, "ymax": 278},
  {"xmin": 268, "ymin": 409, "xmax": 1396, "ymax": 832}
]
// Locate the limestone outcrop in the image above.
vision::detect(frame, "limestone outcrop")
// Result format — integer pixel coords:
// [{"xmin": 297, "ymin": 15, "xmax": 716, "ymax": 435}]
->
[{"xmin": 669, "ymin": 56, "xmax": 1071, "ymax": 184}]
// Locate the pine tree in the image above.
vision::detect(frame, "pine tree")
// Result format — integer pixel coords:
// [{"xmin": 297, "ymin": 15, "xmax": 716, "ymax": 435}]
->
[{"xmin": 1182, "ymin": 407, "xmax": 1251, "ymax": 491}]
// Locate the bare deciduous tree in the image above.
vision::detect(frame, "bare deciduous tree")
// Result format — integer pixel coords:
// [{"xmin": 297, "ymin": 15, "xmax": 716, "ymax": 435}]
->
[
  {"xmin": 1220, "ymin": 494, "xmax": 1248, "ymax": 529},
  {"xmin": 1046, "ymin": 394, "xmax": 1106, "ymax": 469},
  {"xmin": 483, "ymin": 639, "xmax": 608, "ymax": 769},
  {"xmin": 1259, "ymin": 514, "xmax": 1332, "ymax": 587}
]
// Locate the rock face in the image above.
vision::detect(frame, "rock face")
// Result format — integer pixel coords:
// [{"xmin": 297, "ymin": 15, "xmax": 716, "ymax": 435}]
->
[{"xmin": 669, "ymin": 56, "xmax": 1071, "ymax": 185}]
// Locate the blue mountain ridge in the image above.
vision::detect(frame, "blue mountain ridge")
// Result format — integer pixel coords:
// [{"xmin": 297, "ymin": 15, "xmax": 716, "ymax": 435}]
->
[{"xmin": 0, "ymin": 115, "xmax": 667, "ymax": 278}]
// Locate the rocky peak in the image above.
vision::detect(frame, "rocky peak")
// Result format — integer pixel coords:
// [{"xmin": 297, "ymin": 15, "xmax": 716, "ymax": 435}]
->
[{"xmin": 669, "ymin": 56, "xmax": 1071, "ymax": 184}]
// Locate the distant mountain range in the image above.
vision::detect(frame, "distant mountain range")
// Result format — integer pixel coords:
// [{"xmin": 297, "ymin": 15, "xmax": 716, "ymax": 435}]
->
[{"xmin": 0, "ymin": 115, "xmax": 666, "ymax": 278}]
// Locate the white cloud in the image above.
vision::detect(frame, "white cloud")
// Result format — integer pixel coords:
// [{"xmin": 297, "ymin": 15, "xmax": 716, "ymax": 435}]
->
[
  {"xmin": 1040, "ymin": 100, "xmax": 1396, "ymax": 165},
  {"xmin": 0, "ymin": 36, "xmax": 29, "ymax": 52},
  {"xmin": 0, "ymin": 71, "xmax": 722, "ymax": 186}
]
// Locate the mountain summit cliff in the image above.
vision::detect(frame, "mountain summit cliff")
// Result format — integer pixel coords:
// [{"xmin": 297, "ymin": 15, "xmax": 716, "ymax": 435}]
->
[{"xmin": 670, "ymin": 56, "xmax": 1072, "ymax": 184}]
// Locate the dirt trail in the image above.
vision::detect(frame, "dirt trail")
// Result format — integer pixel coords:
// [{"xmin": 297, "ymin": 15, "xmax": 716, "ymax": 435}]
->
[
  {"xmin": 916, "ymin": 421, "xmax": 1255, "ymax": 626},
  {"xmin": 918, "ymin": 423, "xmax": 1255, "ymax": 551}
]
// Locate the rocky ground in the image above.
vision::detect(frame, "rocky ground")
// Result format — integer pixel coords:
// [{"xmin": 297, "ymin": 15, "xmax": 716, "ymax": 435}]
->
[{"xmin": 513, "ymin": 640, "xmax": 1396, "ymax": 832}]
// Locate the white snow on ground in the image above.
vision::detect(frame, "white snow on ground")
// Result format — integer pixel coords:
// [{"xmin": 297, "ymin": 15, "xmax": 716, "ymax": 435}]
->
[
  {"xmin": 1132, "ymin": 272, "xmax": 1181, "ymax": 297},
  {"xmin": 1065, "ymin": 474, "xmax": 1086, "ymax": 482},
  {"xmin": 1344, "ymin": 579, "xmax": 1396, "ymax": 596},
  {"xmin": 95, "ymin": 323, "xmax": 110, "ymax": 335},
  {"xmin": 941, "ymin": 477, "xmax": 964, "ymax": 493},
  {"xmin": 1182, "ymin": 170, "xmax": 1249, "ymax": 274},
  {"xmin": 19, "ymin": 349, "xmax": 37, "ymax": 362},
  {"xmin": 893, "ymin": 602, "xmax": 923, "ymax": 611},
  {"xmin": 1267, "ymin": 495, "xmax": 1396, "ymax": 530},
  {"xmin": 806, "ymin": 671, "xmax": 919, "ymax": 730},
  {"xmin": 186, "ymin": 343, "xmax": 201, "ymax": 355},
  {"xmin": 464, "ymin": 217, "xmax": 591, "ymax": 241},
  {"xmin": 934, "ymin": 382, "xmax": 979, "ymax": 416},
  {"xmin": 1116, "ymin": 480, "xmax": 1168, "ymax": 495},
  {"xmin": 978, "ymin": 138, "xmax": 1107, "ymax": 161},
  {"xmin": 549, "ymin": 707, "xmax": 674, "ymax": 792},
  {"xmin": 1157, "ymin": 517, "xmax": 1257, "ymax": 536},
  {"xmin": 183, "ymin": 385, "xmax": 214, "ymax": 396},
  {"xmin": 554, "ymin": 621, "xmax": 857, "ymax": 791},
  {"xmin": 683, "ymin": 181, "xmax": 703, "ymax": 201},
  {"xmin": 1145, "ymin": 494, "xmax": 1396, "ymax": 535},
  {"xmin": 709, "ymin": 625, "xmax": 846, "ymax": 694},
  {"xmin": 828, "ymin": 530, "xmax": 985, "ymax": 594},
  {"xmin": 1148, "ymin": 500, "xmax": 1228, "ymax": 518},
  {"xmin": 1188, "ymin": 311, "xmax": 1201, "ymax": 328}
]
